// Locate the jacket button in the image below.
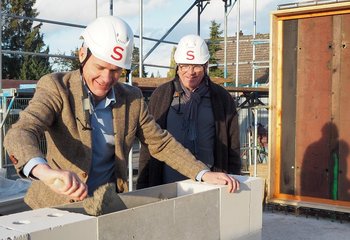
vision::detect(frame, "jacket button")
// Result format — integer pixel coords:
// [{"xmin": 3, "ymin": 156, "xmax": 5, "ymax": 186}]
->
[
  {"xmin": 9, "ymin": 155, "xmax": 18, "ymax": 165},
  {"xmin": 81, "ymin": 172, "xmax": 88, "ymax": 178}
]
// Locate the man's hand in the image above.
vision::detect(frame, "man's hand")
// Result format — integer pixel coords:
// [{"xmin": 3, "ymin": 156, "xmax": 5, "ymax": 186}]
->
[
  {"xmin": 201, "ymin": 172, "xmax": 240, "ymax": 193},
  {"xmin": 31, "ymin": 164, "xmax": 88, "ymax": 201}
]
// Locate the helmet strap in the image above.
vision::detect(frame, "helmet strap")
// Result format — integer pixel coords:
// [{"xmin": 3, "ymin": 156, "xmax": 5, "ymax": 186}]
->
[
  {"xmin": 203, "ymin": 62, "xmax": 209, "ymax": 76},
  {"xmin": 125, "ymin": 69, "xmax": 131, "ymax": 83},
  {"xmin": 79, "ymin": 47, "xmax": 92, "ymax": 74}
]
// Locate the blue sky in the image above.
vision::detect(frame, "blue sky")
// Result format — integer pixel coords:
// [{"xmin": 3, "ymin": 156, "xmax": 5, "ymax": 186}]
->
[{"xmin": 34, "ymin": 0, "xmax": 291, "ymax": 76}]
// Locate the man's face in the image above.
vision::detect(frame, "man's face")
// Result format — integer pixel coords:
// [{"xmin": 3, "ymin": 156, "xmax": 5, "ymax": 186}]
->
[
  {"xmin": 79, "ymin": 48, "xmax": 123, "ymax": 101},
  {"xmin": 177, "ymin": 64, "xmax": 206, "ymax": 91}
]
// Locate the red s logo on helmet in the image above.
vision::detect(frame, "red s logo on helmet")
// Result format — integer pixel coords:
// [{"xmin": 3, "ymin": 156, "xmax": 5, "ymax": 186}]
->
[
  {"xmin": 111, "ymin": 46, "xmax": 124, "ymax": 61},
  {"xmin": 186, "ymin": 50, "xmax": 195, "ymax": 60}
]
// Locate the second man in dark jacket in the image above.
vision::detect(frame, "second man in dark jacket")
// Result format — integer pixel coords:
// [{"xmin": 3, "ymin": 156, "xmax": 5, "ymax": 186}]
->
[{"xmin": 137, "ymin": 34, "xmax": 241, "ymax": 189}]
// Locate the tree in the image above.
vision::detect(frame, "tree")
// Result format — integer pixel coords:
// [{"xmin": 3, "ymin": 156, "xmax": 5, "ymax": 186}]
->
[
  {"xmin": 19, "ymin": 23, "xmax": 51, "ymax": 80},
  {"xmin": 119, "ymin": 46, "xmax": 147, "ymax": 78},
  {"xmin": 51, "ymin": 48, "xmax": 80, "ymax": 72},
  {"xmin": 131, "ymin": 46, "xmax": 147, "ymax": 78},
  {"xmin": 208, "ymin": 20, "xmax": 224, "ymax": 78},
  {"xmin": 167, "ymin": 46, "xmax": 176, "ymax": 78},
  {"xmin": 2, "ymin": 0, "xmax": 51, "ymax": 80}
]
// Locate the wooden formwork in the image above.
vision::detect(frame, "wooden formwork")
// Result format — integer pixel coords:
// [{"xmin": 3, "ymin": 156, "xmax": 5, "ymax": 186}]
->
[{"xmin": 269, "ymin": 2, "xmax": 350, "ymax": 212}]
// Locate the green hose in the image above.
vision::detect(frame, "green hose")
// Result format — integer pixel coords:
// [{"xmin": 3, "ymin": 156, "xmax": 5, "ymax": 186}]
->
[{"xmin": 331, "ymin": 151, "xmax": 339, "ymax": 200}]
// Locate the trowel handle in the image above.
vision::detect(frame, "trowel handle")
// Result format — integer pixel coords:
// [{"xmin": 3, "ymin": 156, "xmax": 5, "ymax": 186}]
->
[{"xmin": 52, "ymin": 178, "xmax": 65, "ymax": 189}]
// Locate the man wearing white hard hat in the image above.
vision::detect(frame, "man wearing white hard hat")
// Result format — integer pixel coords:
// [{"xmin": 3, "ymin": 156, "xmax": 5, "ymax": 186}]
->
[
  {"xmin": 4, "ymin": 17, "xmax": 238, "ymax": 209},
  {"xmin": 137, "ymin": 34, "xmax": 241, "ymax": 189}
]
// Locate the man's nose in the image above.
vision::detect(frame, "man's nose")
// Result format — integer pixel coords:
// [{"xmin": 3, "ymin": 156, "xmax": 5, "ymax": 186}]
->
[
  {"xmin": 188, "ymin": 66, "xmax": 195, "ymax": 74},
  {"xmin": 101, "ymin": 70, "xmax": 113, "ymax": 82}
]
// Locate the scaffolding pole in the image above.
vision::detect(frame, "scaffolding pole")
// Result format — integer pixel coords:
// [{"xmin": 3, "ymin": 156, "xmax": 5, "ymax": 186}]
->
[
  {"xmin": 139, "ymin": 0, "xmax": 144, "ymax": 78},
  {"xmin": 223, "ymin": 0, "xmax": 232, "ymax": 80},
  {"xmin": 250, "ymin": 0, "xmax": 257, "ymax": 169},
  {"xmin": 224, "ymin": 3, "xmax": 228, "ymax": 79},
  {"xmin": 143, "ymin": 1, "xmax": 197, "ymax": 61},
  {"xmin": 252, "ymin": 0, "xmax": 257, "ymax": 86},
  {"xmin": 196, "ymin": 0, "xmax": 210, "ymax": 36},
  {"xmin": 95, "ymin": 0, "xmax": 98, "ymax": 18},
  {"xmin": 223, "ymin": 0, "xmax": 237, "ymax": 81},
  {"xmin": 110, "ymin": 0, "xmax": 113, "ymax": 15},
  {"xmin": 235, "ymin": 0, "xmax": 240, "ymax": 88},
  {"xmin": 0, "ymin": 0, "xmax": 3, "ymax": 169}
]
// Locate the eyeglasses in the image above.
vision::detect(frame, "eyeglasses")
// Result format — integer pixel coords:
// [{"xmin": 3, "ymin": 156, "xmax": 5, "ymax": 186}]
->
[{"xmin": 178, "ymin": 64, "xmax": 204, "ymax": 72}]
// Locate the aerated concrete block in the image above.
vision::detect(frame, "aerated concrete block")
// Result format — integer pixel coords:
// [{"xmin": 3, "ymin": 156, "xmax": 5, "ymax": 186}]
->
[
  {"xmin": 97, "ymin": 183, "xmax": 220, "ymax": 240},
  {"xmin": 220, "ymin": 177, "xmax": 251, "ymax": 239},
  {"xmin": 117, "ymin": 182, "xmax": 178, "ymax": 208},
  {"xmin": 249, "ymin": 177, "xmax": 264, "ymax": 232},
  {"xmin": 0, "ymin": 225, "xmax": 29, "ymax": 240},
  {"xmin": 176, "ymin": 175, "xmax": 264, "ymax": 240},
  {"xmin": 98, "ymin": 196, "xmax": 174, "ymax": 240},
  {"xmin": 0, "ymin": 208, "xmax": 96, "ymax": 240},
  {"xmin": 171, "ymin": 188, "xmax": 220, "ymax": 240},
  {"xmin": 227, "ymin": 175, "xmax": 263, "ymax": 239},
  {"xmin": 235, "ymin": 230, "xmax": 262, "ymax": 240},
  {"xmin": 0, "ymin": 176, "xmax": 263, "ymax": 240}
]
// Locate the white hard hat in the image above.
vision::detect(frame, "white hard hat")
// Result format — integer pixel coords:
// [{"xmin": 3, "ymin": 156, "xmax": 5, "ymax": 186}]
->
[
  {"xmin": 174, "ymin": 34, "xmax": 210, "ymax": 65},
  {"xmin": 81, "ymin": 16, "xmax": 134, "ymax": 69}
]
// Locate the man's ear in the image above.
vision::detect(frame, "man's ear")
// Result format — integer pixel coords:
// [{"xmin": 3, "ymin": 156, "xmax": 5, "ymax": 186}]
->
[
  {"xmin": 176, "ymin": 66, "xmax": 180, "ymax": 76},
  {"xmin": 202, "ymin": 62, "xmax": 209, "ymax": 75},
  {"xmin": 78, "ymin": 47, "xmax": 88, "ymax": 63}
]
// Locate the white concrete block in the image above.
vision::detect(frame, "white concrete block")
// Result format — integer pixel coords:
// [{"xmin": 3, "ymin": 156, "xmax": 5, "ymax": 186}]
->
[
  {"xmin": 176, "ymin": 176, "xmax": 264, "ymax": 240},
  {"xmin": 219, "ymin": 175, "xmax": 263, "ymax": 239},
  {"xmin": 235, "ymin": 230, "xmax": 262, "ymax": 240},
  {"xmin": 0, "ymin": 225, "xmax": 29, "ymax": 240},
  {"xmin": 172, "ymin": 188, "xmax": 220, "ymax": 240},
  {"xmin": 177, "ymin": 179, "xmax": 219, "ymax": 196},
  {"xmin": 97, "ymin": 184, "xmax": 220, "ymax": 240},
  {"xmin": 0, "ymin": 208, "xmax": 97, "ymax": 240},
  {"xmin": 118, "ymin": 182, "xmax": 178, "ymax": 208},
  {"xmin": 248, "ymin": 177, "xmax": 264, "ymax": 232},
  {"xmin": 98, "ymin": 198, "xmax": 174, "ymax": 240},
  {"xmin": 220, "ymin": 177, "xmax": 251, "ymax": 240},
  {"xmin": 0, "ymin": 177, "xmax": 263, "ymax": 240}
]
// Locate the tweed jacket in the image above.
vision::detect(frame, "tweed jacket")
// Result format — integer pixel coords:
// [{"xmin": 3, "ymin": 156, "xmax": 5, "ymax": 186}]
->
[
  {"xmin": 4, "ymin": 70, "xmax": 208, "ymax": 209},
  {"xmin": 137, "ymin": 76, "xmax": 241, "ymax": 189}
]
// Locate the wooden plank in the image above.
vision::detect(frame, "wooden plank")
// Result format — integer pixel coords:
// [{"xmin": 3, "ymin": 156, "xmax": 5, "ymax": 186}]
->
[
  {"xmin": 277, "ymin": 9, "xmax": 350, "ymax": 21},
  {"xmin": 120, "ymin": 77, "xmax": 246, "ymax": 88},
  {"xmin": 280, "ymin": 19, "xmax": 298, "ymax": 195},
  {"xmin": 268, "ymin": 13, "xmax": 278, "ymax": 200},
  {"xmin": 295, "ymin": 16, "xmax": 333, "ymax": 199},
  {"xmin": 269, "ymin": 18, "xmax": 284, "ymax": 200},
  {"xmin": 330, "ymin": 14, "xmax": 342, "ymax": 202},
  {"xmin": 269, "ymin": 197, "xmax": 350, "ymax": 212},
  {"xmin": 272, "ymin": 2, "xmax": 350, "ymax": 20},
  {"xmin": 338, "ymin": 13, "xmax": 350, "ymax": 201},
  {"xmin": 224, "ymin": 86, "xmax": 269, "ymax": 93},
  {"xmin": 249, "ymin": 163, "xmax": 269, "ymax": 179}
]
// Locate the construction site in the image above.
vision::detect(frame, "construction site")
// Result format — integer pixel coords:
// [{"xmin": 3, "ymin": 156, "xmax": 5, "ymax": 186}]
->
[{"xmin": 0, "ymin": 0, "xmax": 350, "ymax": 239}]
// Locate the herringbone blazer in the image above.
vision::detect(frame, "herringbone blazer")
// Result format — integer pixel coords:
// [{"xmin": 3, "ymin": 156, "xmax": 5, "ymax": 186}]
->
[{"xmin": 4, "ymin": 70, "xmax": 207, "ymax": 209}]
